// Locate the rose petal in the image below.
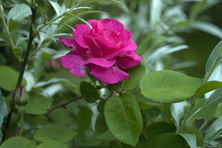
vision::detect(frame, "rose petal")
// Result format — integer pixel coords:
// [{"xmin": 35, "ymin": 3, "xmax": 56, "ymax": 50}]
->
[
  {"xmin": 121, "ymin": 40, "xmax": 137, "ymax": 51},
  {"xmin": 73, "ymin": 24, "xmax": 90, "ymax": 48},
  {"xmin": 59, "ymin": 37, "xmax": 87, "ymax": 56},
  {"xmin": 115, "ymin": 51, "xmax": 141, "ymax": 69},
  {"xmin": 84, "ymin": 35, "xmax": 102, "ymax": 57},
  {"xmin": 100, "ymin": 18, "xmax": 124, "ymax": 31},
  {"xmin": 60, "ymin": 52, "xmax": 86, "ymax": 77},
  {"xmin": 59, "ymin": 37, "xmax": 75, "ymax": 49},
  {"xmin": 88, "ymin": 20, "xmax": 99, "ymax": 30},
  {"xmin": 85, "ymin": 58, "xmax": 116, "ymax": 68},
  {"xmin": 90, "ymin": 65, "xmax": 129, "ymax": 84}
]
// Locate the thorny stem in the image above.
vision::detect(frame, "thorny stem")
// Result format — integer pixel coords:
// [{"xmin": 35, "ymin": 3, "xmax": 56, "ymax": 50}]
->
[
  {"xmin": 2, "ymin": 2, "xmax": 37, "ymax": 141},
  {"xmin": 0, "ymin": 2, "xmax": 20, "ymax": 62},
  {"xmin": 47, "ymin": 96, "xmax": 83, "ymax": 113}
]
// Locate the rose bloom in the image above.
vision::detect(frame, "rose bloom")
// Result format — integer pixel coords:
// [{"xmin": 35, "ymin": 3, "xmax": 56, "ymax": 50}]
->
[{"xmin": 59, "ymin": 18, "xmax": 141, "ymax": 84}]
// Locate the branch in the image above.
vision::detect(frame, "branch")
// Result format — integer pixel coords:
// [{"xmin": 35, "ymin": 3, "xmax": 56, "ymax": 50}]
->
[
  {"xmin": 2, "ymin": 4, "xmax": 37, "ymax": 141},
  {"xmin": 47, "ymin": 96, "xmax": 83, "ymax": 113}
]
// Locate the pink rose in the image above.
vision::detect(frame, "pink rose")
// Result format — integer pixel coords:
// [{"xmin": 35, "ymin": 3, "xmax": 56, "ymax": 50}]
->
[{"xmin": 59, "ymin": 18, "xmax": 141, "ymax": 84}]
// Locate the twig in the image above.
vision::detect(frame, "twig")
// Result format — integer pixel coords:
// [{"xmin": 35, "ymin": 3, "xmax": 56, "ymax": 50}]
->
[
  {"xmin": 47, "ymin": 96, "xmax": 83, "ymax": 113},
  {"xmin": 2, "ymin": 3, "xmax": 37, "ymax": 141},
  {"xmin": 178, "ymin": 95, "xmax": 197, "ymax": 132}
]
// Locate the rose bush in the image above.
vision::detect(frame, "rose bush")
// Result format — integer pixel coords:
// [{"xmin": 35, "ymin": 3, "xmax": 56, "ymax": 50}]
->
[{"xmin": 59, "ymin": 18, "xmax": 141, "ymax": 84}]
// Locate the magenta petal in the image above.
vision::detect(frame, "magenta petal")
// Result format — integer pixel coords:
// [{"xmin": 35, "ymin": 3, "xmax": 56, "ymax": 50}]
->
[
  {"xmin": 85, "ymin": 58, "xmax": 116, "ymax": 68},
  {"xmin": 100, "ymin": 18, "xmax": 124, "ymax": 31},
  {"xmin": 59, "ymin": 37, "xmax": 87, "ymax": 56},
  {"xmin": 73, "ymin": 24, "xmax": 90, "ymax": 48},
  {"xmin": 60, "ymin": 52, "xmax": 86, "ymax": 77},
  {"xmin": 90, "ymin": 65, "xmax": 129, "ymax": 84},
  {"xmin": 116, "ymin": 51, "xmax": 141, "ymax": 69},
  {"xmin": 59, "ymin": 37, "xmax": 76, "ymax": 49},
  {"xmin": 121, "ymin": 40, "xmax": 137, "ymax": 51},
  {"xmin": 84, "ymin": 35, "xmax": 102, "ymax": 57}
]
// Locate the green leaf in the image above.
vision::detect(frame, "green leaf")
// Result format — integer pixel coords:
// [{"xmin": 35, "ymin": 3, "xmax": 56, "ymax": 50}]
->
[
  {"xmin": 8, "ymin": 4, "xmax": 32, "ymax": 21},
  {"xmin": 122, "ymin": 61, "xmax": 146, "ymax": 90},
  {"xmin": 80, "ymin": 82, "xmax": 99, "ymax": 103},
  {"xmin": 143, "ymin": 107, "xmax": 161, "ymax": 119},
  {"xmin": 25, "ymin": 93, "xmax": 52, "ymax": 115},
  {"xmin": 171, "ymin": 102, "xmax": 185, "ymax": 127},
  {"xmin": 77, "ymin": 106, "xmax": 92, "ymax": 132},
  {"xmin": 203, "ymin": 88, "xmax": 222, "ymax": 108},
  {"xmin": 97, "ymin": 99, "xmax": 106, "ymax": 114},
  {"xmin": 145, "ymin": 122, "xmax": 176, "ymax": 138},
  {"xmin": 36, "ymin": 140, "xmax": 69, "ymax": 148},
  {"xmin": 190, "ymin": 86, "xmax": 222, "ymax": 121},
  {"xmin": 190, "ymin": 21, "xmax": 222, "ymax": 39},
  {"xmin": 204, "ymin": 41, "xmax": 222, "ymax": 80},
  {"xmin": 95, "ymin": 114, "xmax": 108, "ymax": 134},
  {"xmin": 66, "ymin": 13, "xmax": 92, "ymax": 29},
  {"xmin": 196, "ymin": 81, "xmax": 222, "ymax": 98},
  {"xmin": 190, "ymin": 0, "xmax": 219, "ymax": 19},
  {"xmin": 48, "ymin": 108, "xmax": 75, "ymax": 125},
  {"xmin": 82, "ymin": 0, "xmax": 122, "ymax": 6},
  {"xmin": 183, "ymin": 126, "xmax": 204, "ymax": 146},
  {"xmin": 137, "ymin": 33, "xmax": 166, "ymax": 55},
  {"xmin": 147, "ymin": 133, "xmax": 190, "ymax": 148},
  {"xmin": 0, "ymin": 136, "xmax": 36, "ymax": 148},
  {"xmin": 0, "ymin": 65, "xmax": 26, "ymax": 91},
  {"xmin": 0, "ymin": 92, "xmax": 7, "ymax": 142},
  {"xmin": 140, "ymin": 70, "xmax": 202, "ymax": 103},
  {"xmin": 34, "ymin": 123, "xmax": 77, "ymax": 142},
  {"xmin": 49, "ymin": 1, "xmax": 64, "ymax": 16},
  {"xmin": 13, "ymin": 48, "xmax": 22, "ymax": 57},
  {"xmin": 188, "ymin": 98, "xmax": 217, "ymax": 122},
  {"xmin": 9, "ymin": 19, "xmax": 19, "ymax": 32},
  {"xmin": 179, "ymin": 134, "xmax": 196, "ymax": 148},
  {"xmin": 215, "ymin": 103, "xmax": 222, "ymax": 118},
  {"xmin": 64, "ymin": 0, "xmax": 71, "ymax": 9},
  {"xmin": 104, "ymin": 93, "xmax": 143, "ymax": 146},
  {"xmin": 204, "ymin": 117, "xmax": 222, "ymax": 141},
  {"xmin": 36, "ymin": 0, "xmax": 45, "ymax": 12},
  {"xmin": 150, "ymin": 0, "xmax": 162, "ymax": 29}
]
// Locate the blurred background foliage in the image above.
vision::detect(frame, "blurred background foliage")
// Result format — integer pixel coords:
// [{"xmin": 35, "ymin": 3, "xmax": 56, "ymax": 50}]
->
[{"xmin": 1, "ymin": 0, "xmax": 222, "ymax": 147}]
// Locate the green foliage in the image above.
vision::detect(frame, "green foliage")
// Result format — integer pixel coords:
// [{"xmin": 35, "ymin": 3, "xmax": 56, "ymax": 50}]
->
[
  {"xmin": 204, "ymin": 41, "xmax": 222, "ymax": 81},
  {"xmin": 204, "ymin": 117, "xmax": 222, "ymax": 141},
  {"xmin": 80, "ymin": 82, "xmax": 99, "ymax": 103},
  {"xmin": 25, "ymin": 93, "xmax": 52, "ymax": 115},
  {"xmin": 0, "ymin": 93, "xmax": 7, "ymax": 142},
  {"xmin": 0, "ymin": 66, "xmax": 26, "ymax": 91},
  {"xmin": 196, "ymin": 81, "xmax": 222, "ymax": 97},
  {"xmin": 77, "ymin": 106, "xmax": 92, "ymax": 132},
  {"xmin": 147, "ymin": 133, "xmax": 190, "ymax": 148},
  {"xmin": 34, "ymin": 123, "xmax": 77, "ymax": 142},
  {"xmin": 36, "ymin": 140, "xmax": 69, "ymax": 148},
  {"xmin": 104, "ymin": 93, "xmax": 143, "ymax": 146},
  {"xmin": 140, "ymin": 70, "xmax": 202, "ymax": 103},
  {"xmin": 1, "ymin": 0, "xmax": 222, "ymax": 147},
  {"xmin": 8, "ymin": 4, "xmax": 32, "ymax": 22},
  {"xmin": 179, "ymin": 133, "xmax": 196, "ymax": 148},
  {"xmin": 0, "ymin": 136, "xmax": 36, "ymax": 148},
  {"xmin": 145, "ymin": 122, "xmax": 176, "ymax": 138},
  {"xmin": 95, "ymin": 114, "xmax": 108, "ymax": 134}
]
